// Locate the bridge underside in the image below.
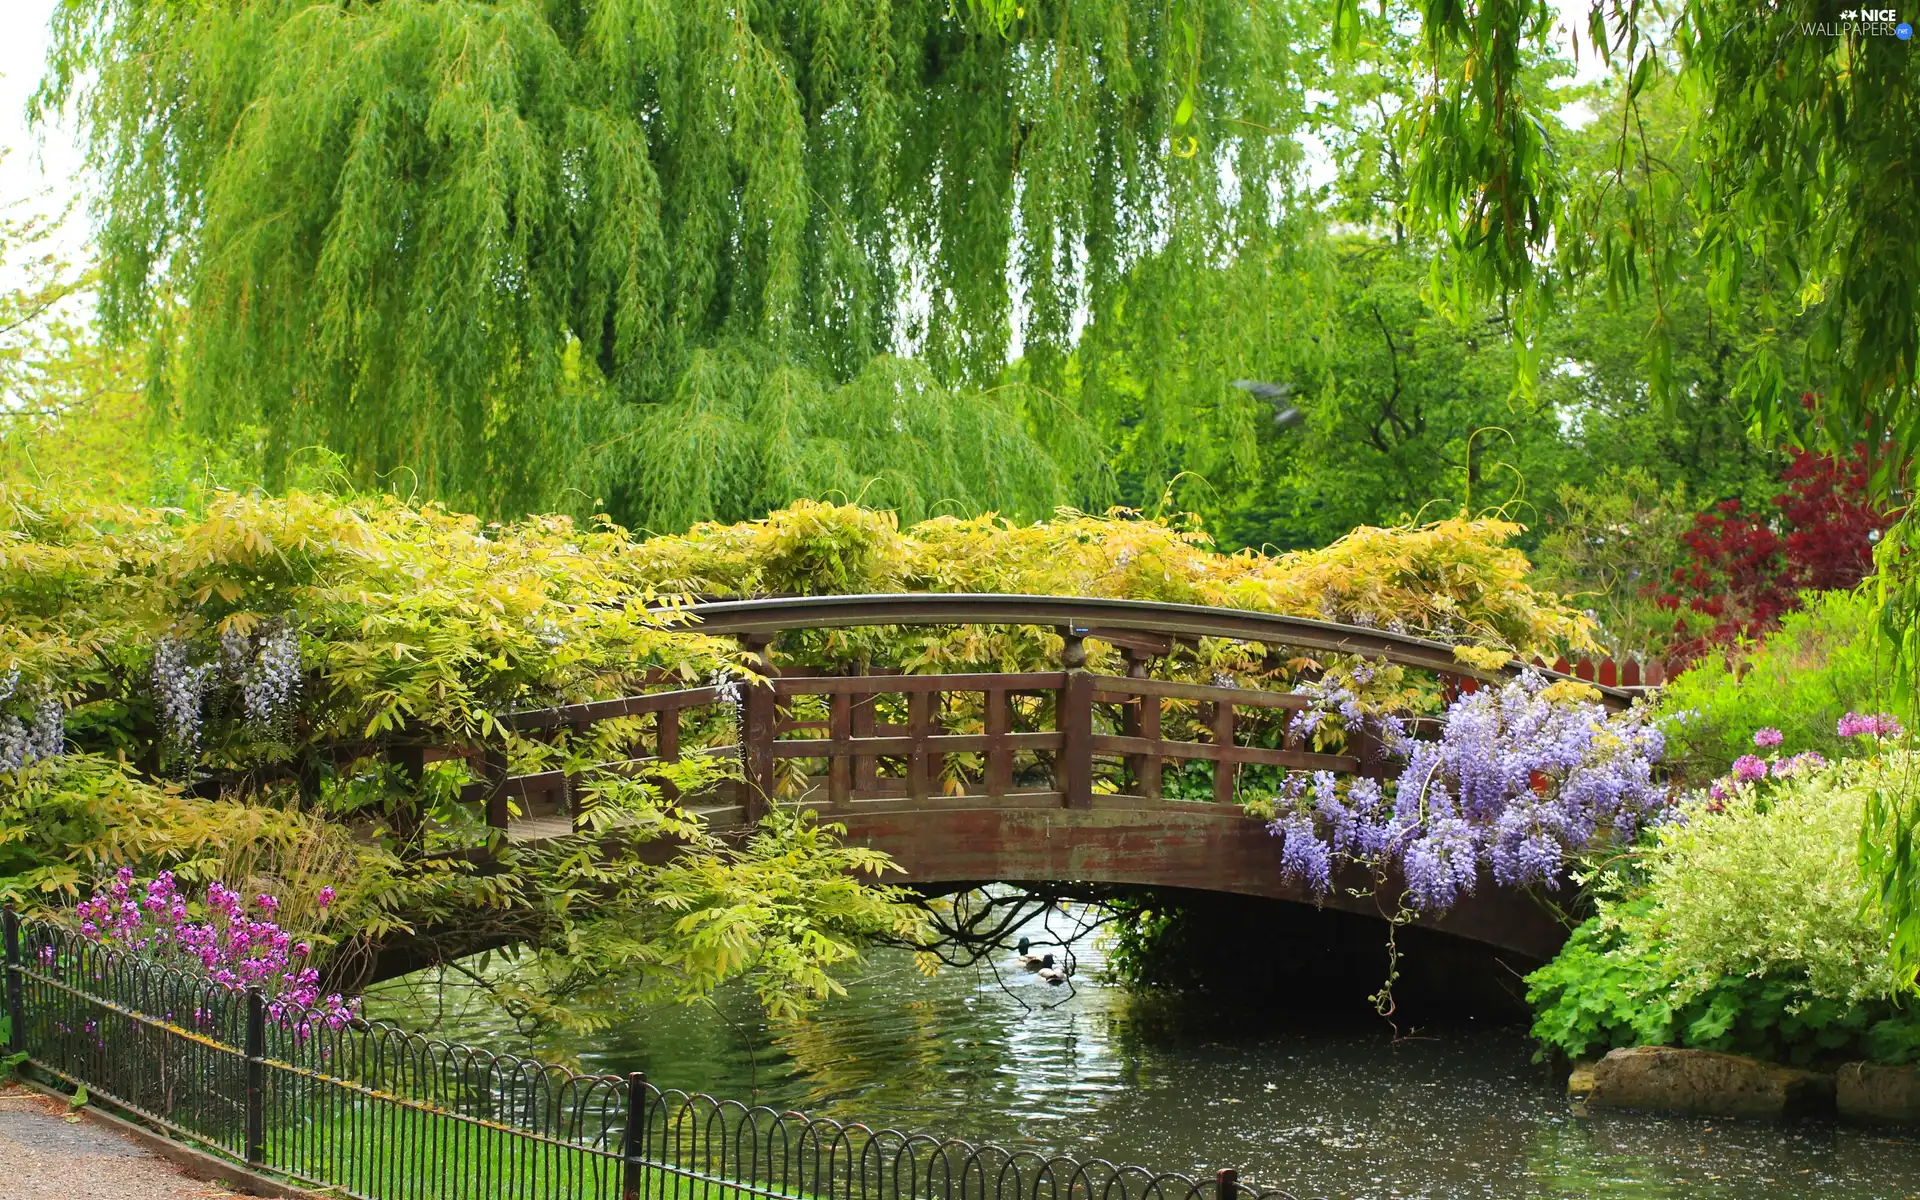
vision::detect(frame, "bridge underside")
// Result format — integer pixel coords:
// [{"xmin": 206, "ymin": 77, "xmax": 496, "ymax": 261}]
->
[{"xmin": 813, "ymin": 797, "xmax": 1571, "ymax": 963}]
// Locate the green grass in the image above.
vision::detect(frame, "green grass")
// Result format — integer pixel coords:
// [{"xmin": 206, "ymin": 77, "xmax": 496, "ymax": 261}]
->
[{"xmin": 261, "ymin": 1096, "xmax": 824, "ymax": 1200}]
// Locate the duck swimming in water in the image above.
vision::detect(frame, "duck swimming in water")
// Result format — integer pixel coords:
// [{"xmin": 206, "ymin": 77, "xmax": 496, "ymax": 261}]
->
[{"xmin": 1014, "ymin": 938, "xmax": 1051, "ymax": 971}]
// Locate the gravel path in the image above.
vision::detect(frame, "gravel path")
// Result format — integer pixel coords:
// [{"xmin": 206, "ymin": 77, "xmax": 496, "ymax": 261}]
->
[{"xmin": 0, "ymin": 1083, "xmax": 240, "ymax": 1199}]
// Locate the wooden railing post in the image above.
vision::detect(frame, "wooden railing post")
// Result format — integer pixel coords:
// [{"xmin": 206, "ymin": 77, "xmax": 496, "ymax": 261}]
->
[
  {"xmin": 656, "ymin": 707, "xmax": 681, "ymax": 803},
  {"xmin": 1058, "ymin": 627, "xmax": 1092, "ymax": 808},
  {"xmin": 482, "ymin": 744, "xmax": 511, "ymax": 832},
  {"xmin": 827, "ymin": 691, "xmax": 852, "ymax": 808},
  {"xmin": 985, "ymin": 688, "xmax": 1012, "ymax": 798},
  {"xmin": 1121, "ymin": 648, "xmax": 1154, "ymax": 799},
  {"xmin": 567, "ymin": 715, "xmax": 589, "ymax": 833},
  {"xmin": 851, "ymin": 670, "xmax": 879, "ymax": 798},
  {"xmin": 907, "ymin": 689, "xmax": 935, "ymax": 801},
  {"xmin": 1211, "ymin": 699, "xmax": 1237, "ymax": 804},
  {"xmin": 741, "ymin": 634, "xmax": 777, "ymax": 823}
]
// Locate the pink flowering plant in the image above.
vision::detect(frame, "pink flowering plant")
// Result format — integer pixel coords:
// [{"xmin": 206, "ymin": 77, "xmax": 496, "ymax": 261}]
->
[
  {"xmin": 1696, "ymin": 710, "xmax": 1905, "ymax": 806},
  {"xmin": 73, "ymin": 868, "xmax": 357, "ymax": 1038}
]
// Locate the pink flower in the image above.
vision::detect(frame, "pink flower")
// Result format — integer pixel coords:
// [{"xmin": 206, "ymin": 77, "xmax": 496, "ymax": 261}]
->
[
  {"xmin": 1752, "ymin": 727, "xmax": 1784, "ymax": 748},
  {"xmin": 1771, "ymin": 751, "xmax": 1828, "ymax": 778},
  {"xmin": 1839, "ymin": 712, "xmax": 1906, "ymax": 739},
  {"xmin": 1731, "ymin": 754, "xmax": 1769, "ymax": 783},
  {"xmin": 315, "ymin": 886, "xmax": 335, "ymax": 909}
]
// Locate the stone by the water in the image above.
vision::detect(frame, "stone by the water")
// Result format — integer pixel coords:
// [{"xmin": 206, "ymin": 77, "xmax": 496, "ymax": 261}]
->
[
  {"xmin": 1580, "ymin": 1046, "xmax": 1833, "ymax": 1119},
  {"xmin": 1837, "ymin": 1062, "xmax": 1920, "ymax": 1125}
]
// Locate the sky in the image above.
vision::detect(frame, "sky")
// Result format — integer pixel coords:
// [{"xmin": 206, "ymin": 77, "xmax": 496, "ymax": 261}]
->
[{"xmin": 0, "ymin": 0, "xmax": 84, "ymax": 247}]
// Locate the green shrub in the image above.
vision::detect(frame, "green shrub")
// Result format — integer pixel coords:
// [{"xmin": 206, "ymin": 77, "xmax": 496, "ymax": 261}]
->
[
  {"xmin": 1527, "ymin": 752, "xmax": 1920, "ymax": 1065},
  {"xmin": 1654, "ymin": 589, "xmax": 1908, "ymax": 781}
]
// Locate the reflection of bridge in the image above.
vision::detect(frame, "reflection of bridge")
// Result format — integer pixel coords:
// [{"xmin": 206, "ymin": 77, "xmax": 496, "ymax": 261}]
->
[{"xmin": 452, "ymin": 595, "xmax": 1637, "ymax": 963}]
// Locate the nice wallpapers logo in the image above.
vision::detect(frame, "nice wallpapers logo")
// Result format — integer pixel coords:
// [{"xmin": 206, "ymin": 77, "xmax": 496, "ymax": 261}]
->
[{"xmin": 1819, "ymin": 8, "xmax": 1915, "ymax": 35}]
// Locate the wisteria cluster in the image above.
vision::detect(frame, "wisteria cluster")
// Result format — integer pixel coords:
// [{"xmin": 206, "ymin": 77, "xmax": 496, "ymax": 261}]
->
[
  {"xmin": 1268, "ymin": 671, "xmax": 1669, "ymax": 911},
  {"xmin": 1837, "ymin": 711, "xmax": 1905, "ymax": 739},
  {"xmin": 154, "ymin": 623, "xmax": 305, "ymax": 762},
  {"xmin": 74, "ymin": 869, "xmax": 357, "ymax": 1038},
  {"xmin": 237, "ymin": 621, "xmax": 302, "ymax": 728},
  {"xmin": 1289, "ymin": 668, "xmax": 1411, "ymax": 755},
  {"xmin": 711, "ymin": 667, "xmax": 744, "ymax": 756},
  {"xmin": 152, "ymin": 635, "xmax": 216, "ymax": 760},
  {"xmin": 0, "ymin": 669, "xmax": 65, "ymax": 771}
]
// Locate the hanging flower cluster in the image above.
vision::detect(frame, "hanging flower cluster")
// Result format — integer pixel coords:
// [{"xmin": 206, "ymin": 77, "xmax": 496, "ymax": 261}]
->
[
  {"xmin": 152, "ymin": 634, "xmax": 215, "ymax": 760},
  {"xmin": 1267, "ymin": 672, "xmax": 1670, "ymax": 911},
  {"xmin": 0, "ymin": 669, "xmax": 65, "ymax": 771},
  {"xmin": 710, "ymin": 667, "xmax": 744, "ymax": 754},
  {"xmin": 153, "ymin": 622, "xmax": 305, "ymax": 764},
  {"xmin": 74, "ymin": 869, "xmax": 357, "ymax": 1038},
  {"xmin": 236, "ymin": 621, "xmax": 302, "ymax": 729},
  {"xmin": 1288, "ymin": 666, "xmax": 1412, "ymax": 755}
]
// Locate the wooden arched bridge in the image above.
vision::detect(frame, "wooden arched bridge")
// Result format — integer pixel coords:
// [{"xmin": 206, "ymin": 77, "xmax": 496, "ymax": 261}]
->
[{"xmin": 442, "ymin": 595, "xmax": 1645, "ymax": 963}]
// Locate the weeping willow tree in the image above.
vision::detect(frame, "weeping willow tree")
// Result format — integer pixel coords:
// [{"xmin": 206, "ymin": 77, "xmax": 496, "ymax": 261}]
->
[{"xmin": 37, "ymin": 0, "xmax": 1324, "ymax": 526}]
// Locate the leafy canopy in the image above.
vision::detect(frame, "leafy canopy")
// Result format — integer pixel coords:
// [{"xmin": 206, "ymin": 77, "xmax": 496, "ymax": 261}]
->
[{"xmin": 39, "ymin": 0, "xmax": 1317, "ymax": 524}]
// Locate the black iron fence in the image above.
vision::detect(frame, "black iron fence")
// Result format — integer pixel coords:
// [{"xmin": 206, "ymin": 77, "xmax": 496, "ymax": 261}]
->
[{"xmin": 2, "ymin": 912, "xmax": 1299, "ymax": 1200}]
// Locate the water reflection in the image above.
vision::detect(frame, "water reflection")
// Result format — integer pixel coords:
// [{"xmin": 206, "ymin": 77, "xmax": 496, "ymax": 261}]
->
[{"xmin": 365, "ymin": 932, "xmax": 1920, "ymax": 1200}]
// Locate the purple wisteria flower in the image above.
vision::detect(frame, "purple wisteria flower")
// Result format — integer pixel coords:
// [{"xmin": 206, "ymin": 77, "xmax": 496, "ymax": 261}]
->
[
  {"xmin": 1752, "ymin": 727, "xmax": 1784, "ymax": 748},
  {"xmin": 1265, "ymin": 670, "xmax": 1669, "ymax": 912}
]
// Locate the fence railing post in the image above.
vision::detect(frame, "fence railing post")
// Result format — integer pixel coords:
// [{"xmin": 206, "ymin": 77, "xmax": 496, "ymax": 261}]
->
[
  {"xmin": 1216, "ymin": 1167, "xmax": 1238, "ymax": 1200},
  {"xmin": 622, "ymin": 1071, "xmax": 648, "ymax": 1200},
  {"xmin": 3, "ymin": 903, "xmax": 23, "ymax": 1055},
  {"xmin": 244, "ymin": 985, "xmax": 266, "ymax": 1170}
]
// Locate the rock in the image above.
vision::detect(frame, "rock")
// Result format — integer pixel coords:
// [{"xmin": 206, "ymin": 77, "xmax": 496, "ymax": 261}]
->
[
  {"xmin": 1566, "ymin": 1061, "xmax": 1597, "ymax": 1101},
  {"xmin": 1837, "ymin": 1062, "xmax": 1920, "ymax": 1125},
  {"xmin": 1585, "ymin": 1046, "xmax": 1834, "ymax": 1119}
]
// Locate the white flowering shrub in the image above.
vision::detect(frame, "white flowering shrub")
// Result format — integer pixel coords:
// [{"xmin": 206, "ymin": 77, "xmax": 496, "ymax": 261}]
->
[{"xmin": 1528, "ymin": 751, "xmax": 1920, "ymax": 1065}]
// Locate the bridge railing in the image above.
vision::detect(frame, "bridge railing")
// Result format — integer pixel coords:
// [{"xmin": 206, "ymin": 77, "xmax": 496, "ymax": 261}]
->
[{"xmin": 431, "ymin": 594, "xmax": 1645, "ymax": 837}]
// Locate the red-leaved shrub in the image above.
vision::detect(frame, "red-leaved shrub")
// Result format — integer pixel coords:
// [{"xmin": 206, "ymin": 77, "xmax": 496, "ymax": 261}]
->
[{"xmin": 1659, "ymin": 444, "xmax": 1899, "ymax": 663}]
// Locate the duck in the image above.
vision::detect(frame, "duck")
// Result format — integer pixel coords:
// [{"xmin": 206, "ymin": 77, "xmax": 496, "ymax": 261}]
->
[{"xmin": 1013, "ymin": 938, "xmax": 1051, "ymax": 971}]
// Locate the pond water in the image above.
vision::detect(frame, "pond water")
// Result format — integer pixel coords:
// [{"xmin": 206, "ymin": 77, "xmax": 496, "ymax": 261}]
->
[{"xmin": 365, "ymin": 924, "xmax": 1920, "ymax": 1200}]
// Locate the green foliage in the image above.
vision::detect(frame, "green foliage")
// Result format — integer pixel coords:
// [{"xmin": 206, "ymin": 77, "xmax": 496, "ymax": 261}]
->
[
  {"xmin": 0, "ymin": 752, "xmax": 407, "ymax": 946},
  {"xmin": 506, "ymin": 803, "xmax": 927, "ymax": 1024},
  {"xmin": 0, "ymin": 483, "xmax": 744, "ymax": 750},
  {"xmin": 0, "ymin": 485, "xmax": 939, "ymax": 1020},
  {"xmin": 40, "ymin": 0, "xmax": 1316, "ymax": 525},
  {"xmin": 1654, "ymin": 590, "xmax": 1907, "ymax": 782},
  {"xmin": 1528, "ymin": 754, "xmax": 1920, "ymax": 1065},
  {"xmin": 1528, "ymin": 469, "xmax": 1691, "ymax": 657}
]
